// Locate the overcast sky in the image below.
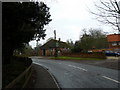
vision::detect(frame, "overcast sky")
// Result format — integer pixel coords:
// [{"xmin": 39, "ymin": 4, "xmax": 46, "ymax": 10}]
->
[{"xmin": 29, "ymin": 0, "xmax": 119, "ymax": 48}]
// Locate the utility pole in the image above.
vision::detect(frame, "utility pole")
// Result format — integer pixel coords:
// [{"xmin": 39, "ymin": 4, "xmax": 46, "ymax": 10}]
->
[
  {"xmin": 54, "ymin": 30, "xmax": 56, "ymax": 40},
  {"xmin": 54, "ymin": 30, "xmax": 58, "ymax": 57}
]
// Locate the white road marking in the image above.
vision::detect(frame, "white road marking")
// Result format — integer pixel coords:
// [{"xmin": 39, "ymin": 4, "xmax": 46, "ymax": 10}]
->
[
  {"xmin": 34, "ymin": 62, "xmax": 120, "ymax": 84},
  {"xmin": 68, "ymin": 65, "xmax": 87, "ymax": 72},
  {"xmin": 33, "ymin": 62, "xmax": 43, "ymax": 66},
  {"xmin": 102, "ymin": 76, "xmax": 120, "ymax": 84}
]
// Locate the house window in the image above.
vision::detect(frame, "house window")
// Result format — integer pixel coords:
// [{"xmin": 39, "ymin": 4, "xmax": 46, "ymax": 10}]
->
[
  {"xmin": 112, "ymin": 42, "xmax": 117, "ymax": 46},
  {"xmin": 119, "ymin": 42, "xmax": 120, "ymax": 45}
]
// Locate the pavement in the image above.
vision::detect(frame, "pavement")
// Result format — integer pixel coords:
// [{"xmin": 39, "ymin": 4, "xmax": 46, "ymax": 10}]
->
[{"xmin": 26, "ymin": 63, "xmax": 59, "ymax": 89}]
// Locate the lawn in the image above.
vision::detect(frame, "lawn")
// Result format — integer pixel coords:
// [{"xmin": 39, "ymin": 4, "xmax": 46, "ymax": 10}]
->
[{"xmin": 50, "ymin": 56, "xmax": 104, "ymax": 60}]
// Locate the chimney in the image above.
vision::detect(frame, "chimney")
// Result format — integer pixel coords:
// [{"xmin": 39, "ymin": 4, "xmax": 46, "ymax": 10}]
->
[{"xmin": 58, "ymin": 38, "xmax": 61, "ymax": 41}]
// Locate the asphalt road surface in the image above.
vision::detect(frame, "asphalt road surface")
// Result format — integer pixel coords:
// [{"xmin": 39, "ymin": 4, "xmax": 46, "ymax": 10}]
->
[{"xmin": 32, "ymin": 58, "xmax": 120, "ymax": 88}]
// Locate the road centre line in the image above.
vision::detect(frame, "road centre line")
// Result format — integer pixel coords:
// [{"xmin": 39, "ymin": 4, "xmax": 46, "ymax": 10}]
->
[
  {"xmin": 68, "ymin": 65, "xmax": 87, "ymax": 72},
  {"xmin": 68, "ymin": 64, "xmax": 119, "ymax": 84},
  {"xmin": 102, "ymin": 76, "xmax": 120, "ymax": 84}
]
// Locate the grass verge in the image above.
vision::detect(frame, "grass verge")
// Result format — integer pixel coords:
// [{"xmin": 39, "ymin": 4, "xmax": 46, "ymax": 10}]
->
[{"xmin": 50, "ymin": 56, "xmax": 104, "ymax": 60}]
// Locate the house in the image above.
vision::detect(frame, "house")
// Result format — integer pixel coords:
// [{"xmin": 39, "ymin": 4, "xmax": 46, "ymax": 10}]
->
[
  {"xmin": 89, "ymin": 33, "xmax": 120, "ymax": 52},
  {"xmin": 106, "ymin": 34, "xmax": 120, "ymax": 52},
  {"xmin": 107, "ymin": 34, "xmax": 120, "ymax": 48},
  {"xmin": 39, "ymin": 39, "xmax": 70, "ymax": 56}
]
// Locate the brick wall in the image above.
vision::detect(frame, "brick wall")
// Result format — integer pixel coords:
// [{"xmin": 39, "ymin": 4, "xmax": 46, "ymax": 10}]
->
[{"xmin": 61, "ymin": 52, "xmax": 106, "ymax": 59}]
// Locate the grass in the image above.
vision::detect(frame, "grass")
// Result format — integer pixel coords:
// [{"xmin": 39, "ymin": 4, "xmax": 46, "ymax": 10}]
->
[{"xmin": 50, "ymin": 56, "xmax": 104, "ymax": 60}]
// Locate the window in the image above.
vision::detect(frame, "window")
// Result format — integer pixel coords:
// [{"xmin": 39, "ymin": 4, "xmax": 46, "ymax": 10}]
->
[
  {"xmin": 112, "ymin": 42, "xmax": 117, "ymax": 46},
  {"xmin": 119, "ymin": 42, "xmax": 120, "ymax": 45}
]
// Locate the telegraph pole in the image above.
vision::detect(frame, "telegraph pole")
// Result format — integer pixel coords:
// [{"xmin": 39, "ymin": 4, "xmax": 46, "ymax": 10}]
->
[
  {"xmin": 54, "ymin": 30, "xmax": 58, "ymax": 57},
  {"xmin": 54, "ymin": 30, "xmax": 56, "ymax": 40}
]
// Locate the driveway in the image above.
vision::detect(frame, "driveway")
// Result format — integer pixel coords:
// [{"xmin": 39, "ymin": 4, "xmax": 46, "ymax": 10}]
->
[{"xmin": 32, "ymin": 58, "xmax": 119, "ymax": 88}]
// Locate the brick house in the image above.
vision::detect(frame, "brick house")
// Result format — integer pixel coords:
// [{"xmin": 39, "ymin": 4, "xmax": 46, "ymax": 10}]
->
[
  {"xmin": 107, "ymin": 34, "xmax": 120, "ymax": 52},
  {"xmin": 89, "ymin": 34, "xmax": 120, "ymax": 52},
  {"xmin": 39, "ymin": 39, "xmax": 70, "ymax": 56}
]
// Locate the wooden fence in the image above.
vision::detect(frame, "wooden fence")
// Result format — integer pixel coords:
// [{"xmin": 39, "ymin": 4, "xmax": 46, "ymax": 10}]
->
[{"xmin": 4, "ymin": 64, "xmax": 32, "ymax": 88}]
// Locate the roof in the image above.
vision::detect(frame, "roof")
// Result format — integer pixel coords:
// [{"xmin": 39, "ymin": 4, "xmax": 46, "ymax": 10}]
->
[
  {"xmin": 40, "ymin": 39, "xmax": 70, "ymax": 49},
  {"xmin": 107, "ymin": 34, "xmax": 120, "ymax": 42}
]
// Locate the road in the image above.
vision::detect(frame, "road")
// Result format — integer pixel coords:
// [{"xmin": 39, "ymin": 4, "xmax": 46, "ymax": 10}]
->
[{"xmin": 32, "ymin": 58, "xmax": 119, "ymax": 88}]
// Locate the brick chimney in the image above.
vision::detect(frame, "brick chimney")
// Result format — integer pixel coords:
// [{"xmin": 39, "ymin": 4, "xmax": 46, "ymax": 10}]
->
[{"xmin": 58, "ymin": 38, "xmax": 61, "ymax": 41}]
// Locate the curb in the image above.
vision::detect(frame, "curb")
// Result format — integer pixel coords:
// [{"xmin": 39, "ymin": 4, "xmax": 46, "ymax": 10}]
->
[
  {"xmin": 22, "ymin": 67, "xmax": 32, "ymax": 88},
  {"xmin": 33, "ymin": 62, "xmax": 61, "ymax": 89},
  {"xmin": 106, "ymin": 56, "xmax": 120, "ymax": 60}
]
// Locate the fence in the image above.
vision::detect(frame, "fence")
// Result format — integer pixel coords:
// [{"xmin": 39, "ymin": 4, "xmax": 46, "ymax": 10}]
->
[{"xmin": 4, "ymin": 63, "xmax": 32, "ymax": 88}]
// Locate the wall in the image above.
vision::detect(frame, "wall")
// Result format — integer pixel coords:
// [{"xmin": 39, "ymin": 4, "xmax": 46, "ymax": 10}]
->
[{"xmin": 61, "ymin": 52, "xmax": 106, "ymax": 59}]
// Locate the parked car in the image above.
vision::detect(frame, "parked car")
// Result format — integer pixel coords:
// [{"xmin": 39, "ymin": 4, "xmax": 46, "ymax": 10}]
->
[{"xmin": 105, "ymin": 51, "xmax": 120, "ymax": 56}]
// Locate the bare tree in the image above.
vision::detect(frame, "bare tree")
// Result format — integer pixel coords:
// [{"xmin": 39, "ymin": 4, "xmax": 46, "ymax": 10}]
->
[{"xmin": 90, "ymin": 0, "xmax": 120, "ymax": 32}]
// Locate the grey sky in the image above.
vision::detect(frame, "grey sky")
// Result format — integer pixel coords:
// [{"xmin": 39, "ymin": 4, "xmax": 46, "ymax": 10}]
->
[{"xmin": 29, "ymin": 0, "xmax": 119, "ymax": 48}]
